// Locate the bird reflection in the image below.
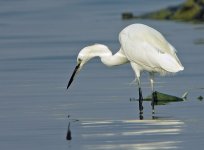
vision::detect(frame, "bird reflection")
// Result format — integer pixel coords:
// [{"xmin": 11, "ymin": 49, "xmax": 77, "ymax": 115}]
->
[
  {"xmin": 66, "ymin": 122, "xmax": 72, "ymax": 141},
  {"xmin": 139, "ymin": 114, "xmax": 144, "ymax": 120},
  {"xmin": 66, "ymin": 115, "xmax": 72, "ymax": 141}
]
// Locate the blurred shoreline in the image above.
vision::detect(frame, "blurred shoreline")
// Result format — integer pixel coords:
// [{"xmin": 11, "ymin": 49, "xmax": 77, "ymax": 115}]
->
[{"xmin": 122, "ymin": 0, "xmax": 204, "ymax": 23}]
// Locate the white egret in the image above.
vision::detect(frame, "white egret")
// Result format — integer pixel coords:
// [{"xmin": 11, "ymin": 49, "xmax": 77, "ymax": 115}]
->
[{"xmin": 67, "ymin": 23, "xmax": 184, "ymax": 114}]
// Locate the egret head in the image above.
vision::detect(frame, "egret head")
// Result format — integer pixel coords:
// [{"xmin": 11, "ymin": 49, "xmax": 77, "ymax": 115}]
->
[
  {"xmin": 67, "ymin": 46, "xmax": 92, "ymax": 90},
  {"xmin": 67, "ymin": 44, "xmax": 112, "ymax": 90}
]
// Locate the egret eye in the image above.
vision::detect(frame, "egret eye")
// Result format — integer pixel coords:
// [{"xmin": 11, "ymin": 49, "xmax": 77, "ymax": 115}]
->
[{"xmin": 77, "ymin": 58, "xmax": 82, "ymax": 63}]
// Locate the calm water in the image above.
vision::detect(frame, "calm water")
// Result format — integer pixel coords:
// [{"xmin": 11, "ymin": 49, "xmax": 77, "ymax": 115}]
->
[{"xmin": 0, "ymin": 0, "xmax": 204, "ymax": 149}]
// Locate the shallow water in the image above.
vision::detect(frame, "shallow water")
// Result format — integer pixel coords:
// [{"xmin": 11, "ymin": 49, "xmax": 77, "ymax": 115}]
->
[{"xmin": 0, "ymin": 0, "xmax": 204, "ymax": 149}]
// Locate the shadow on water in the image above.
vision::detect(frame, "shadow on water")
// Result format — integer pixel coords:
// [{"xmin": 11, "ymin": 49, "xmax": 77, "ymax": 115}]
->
[{"xmin": 75, "ymin": 118, "xmax": 184, "ymax": 150}]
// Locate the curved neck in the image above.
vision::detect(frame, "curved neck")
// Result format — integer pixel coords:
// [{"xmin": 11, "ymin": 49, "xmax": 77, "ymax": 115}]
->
[{"xmin": 89, "ymin": 44, "xmax": 129, "ymax": 67}]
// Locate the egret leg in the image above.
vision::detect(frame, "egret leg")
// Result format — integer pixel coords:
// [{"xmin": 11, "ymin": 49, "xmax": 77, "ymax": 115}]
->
[
  {"xmin": 152, "ymin": 91, "xmax": 158, "ymax": 114},
  {"xmin": 151, "ymin": 93, "xmax": 155, "ymax": 114},
  {"xmin": 136, "ymin": 77, "xmax": 143, "ymax": 115},
  {"xmin": 149, "ymin": 73, "xmax": 157, "ymax": 114},
  {"xmin": 139, "ymin": 87, "xmax": 143, "ymax": 114},
  {"xmin": 130, "ymin": 63, "xmax": 143, "ymax": 116}
]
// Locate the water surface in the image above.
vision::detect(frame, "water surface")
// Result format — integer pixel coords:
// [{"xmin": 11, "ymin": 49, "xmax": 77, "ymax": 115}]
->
[{"xmin": 0, "ymin": 0, "xmax": 204, "ymax": 149}]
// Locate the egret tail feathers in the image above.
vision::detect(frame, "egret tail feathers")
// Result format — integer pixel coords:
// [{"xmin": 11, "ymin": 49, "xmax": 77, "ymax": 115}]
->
[{"xmin": 159, "ymin": 53, "xmax": 184, "ymax": 73}]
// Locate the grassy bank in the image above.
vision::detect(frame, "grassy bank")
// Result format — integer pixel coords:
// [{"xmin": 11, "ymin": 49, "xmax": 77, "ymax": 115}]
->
[{"xmin": 122, "ymin": 0, "xmax": 204, "ymax": 22}]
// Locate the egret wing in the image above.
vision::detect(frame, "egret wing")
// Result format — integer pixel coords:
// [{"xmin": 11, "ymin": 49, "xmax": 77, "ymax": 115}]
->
[
  {"xmin": 121, "ymin": 36, "xmax": 183, "ymax": 73},
  {"xmin": 119, "ymin": 24, "xmax": 183, "ymax": 73}
]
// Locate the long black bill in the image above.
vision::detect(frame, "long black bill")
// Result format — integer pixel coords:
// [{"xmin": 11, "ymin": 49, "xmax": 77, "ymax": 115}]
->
[{"xmin": 67, "ymin": 63, "xmax": 81, "ymax": 89}]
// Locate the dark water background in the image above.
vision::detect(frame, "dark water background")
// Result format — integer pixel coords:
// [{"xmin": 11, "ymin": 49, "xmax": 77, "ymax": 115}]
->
[{"xmin": 0, "ymin": 0, "xmax": 204, "ymax": 149}]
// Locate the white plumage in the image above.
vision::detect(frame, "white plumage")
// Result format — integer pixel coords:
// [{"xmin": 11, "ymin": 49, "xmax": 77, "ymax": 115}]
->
[
  {"xmin": 67, "ymin": 23, "xmax": 184, "ymax": 114},
  {"xmin": 119, "ymin": 24, "xmax": 183, "ymax": 74}
]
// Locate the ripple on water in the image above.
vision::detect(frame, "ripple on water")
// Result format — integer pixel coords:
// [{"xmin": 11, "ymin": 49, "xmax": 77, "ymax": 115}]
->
[{"xmin": 73, "ymin": 119, "xmax": 184, "ymax": 150}]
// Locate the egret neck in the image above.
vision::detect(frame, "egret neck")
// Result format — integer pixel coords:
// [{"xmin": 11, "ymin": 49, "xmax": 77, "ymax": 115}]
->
[{"xmin": 79, "ymin": 44, "xmax": 129, "ymax": 67}]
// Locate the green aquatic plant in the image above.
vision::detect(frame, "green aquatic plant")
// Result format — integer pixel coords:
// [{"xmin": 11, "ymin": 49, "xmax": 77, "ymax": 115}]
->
[
  {"xmin": 130, "ymin": 91, "xmax": 186, "ymax": 105},
  {"xmin": 144, "ymin": 91, "xmax": 184, "ymax": 105},
  {"xmin": 197, "ymin": 95, "xmax": 203, "ymax": 101}
]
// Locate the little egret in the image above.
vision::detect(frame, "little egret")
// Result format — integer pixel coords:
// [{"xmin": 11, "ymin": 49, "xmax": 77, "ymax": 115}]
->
[{"xmin": 67, "ymin": 23, "xmax": 184, "ymax": 114}]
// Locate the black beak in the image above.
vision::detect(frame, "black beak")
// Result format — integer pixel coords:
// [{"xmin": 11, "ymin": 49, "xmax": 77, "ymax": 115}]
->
[{"xmin": 67, "ymin": 63, "xmax": 81, "ymax": 90}]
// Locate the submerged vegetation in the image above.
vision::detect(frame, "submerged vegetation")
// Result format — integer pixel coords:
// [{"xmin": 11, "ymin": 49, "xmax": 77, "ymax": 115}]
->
[
  {"xmin": 144, "ymin": 91, "xmax": 184, "ymax": 105},
  {"xmin": 130, "ymin": 91, "xmax": 185, "ymax": 105},
  {"xmin": 122, "ymin": 0, "xmax": 204, "ymax": 22}
]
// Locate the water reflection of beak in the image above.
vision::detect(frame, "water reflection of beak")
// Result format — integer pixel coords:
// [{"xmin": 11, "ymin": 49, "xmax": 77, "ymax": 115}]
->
[{"xmin": 67, "ymin": 62, "xmax": 81, "ymax": 90}]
